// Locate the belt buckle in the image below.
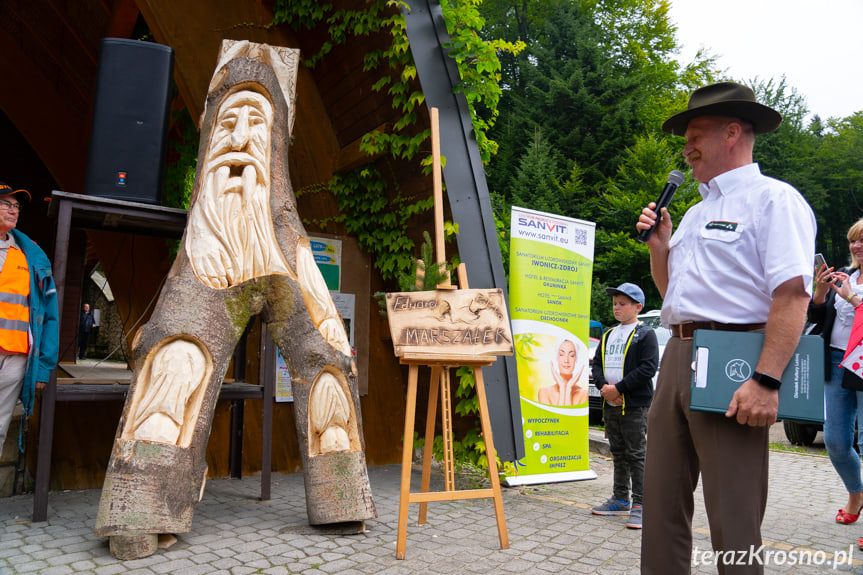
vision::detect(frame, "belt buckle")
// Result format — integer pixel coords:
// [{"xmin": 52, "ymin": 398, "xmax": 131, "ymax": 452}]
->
[{"xmin": 678, "ymin": 321, "xmax": 697, "ymax": 341}]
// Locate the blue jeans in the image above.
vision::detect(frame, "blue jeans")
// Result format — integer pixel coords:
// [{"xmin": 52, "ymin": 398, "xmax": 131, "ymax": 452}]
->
[{"xmin": 823, "ymin": 347, "xmax": 863, "ymax": 494}]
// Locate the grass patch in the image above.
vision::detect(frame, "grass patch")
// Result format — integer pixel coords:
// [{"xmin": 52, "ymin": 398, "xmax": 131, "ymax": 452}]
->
[{"xmin": 769, "ymin": 441, "xmax": 828, "ymax": 456}]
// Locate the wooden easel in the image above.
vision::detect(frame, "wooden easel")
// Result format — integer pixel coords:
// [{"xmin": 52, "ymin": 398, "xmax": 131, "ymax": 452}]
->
[
  {"xmin": 391, "ymin": 107, "xmax": 510, "ymax": 559},
  {"xmin": 395, "ymin": 265, "xmax": 509, "ymax": 559}
]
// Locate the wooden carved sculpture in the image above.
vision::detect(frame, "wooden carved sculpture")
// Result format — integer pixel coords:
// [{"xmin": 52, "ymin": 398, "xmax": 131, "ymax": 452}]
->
[{"xmin": 95, "ymin": 40, "xmax": 376, "ymax": 560}]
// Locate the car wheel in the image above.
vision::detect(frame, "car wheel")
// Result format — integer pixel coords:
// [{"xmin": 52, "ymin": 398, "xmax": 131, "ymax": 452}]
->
[{"xmin": 783, "ymin": 419, "xmax": 818, "ymax": 446}]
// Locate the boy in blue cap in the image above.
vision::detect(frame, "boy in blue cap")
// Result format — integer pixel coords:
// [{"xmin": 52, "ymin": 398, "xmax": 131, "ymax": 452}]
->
[{"xmin": 591, "ymin": 282, "xmax": 659, "ymax": 529}]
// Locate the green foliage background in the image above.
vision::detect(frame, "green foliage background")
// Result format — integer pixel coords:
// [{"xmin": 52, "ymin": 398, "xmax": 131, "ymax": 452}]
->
[{"xmin": 478, "ymin": 0, "xmax": 862, "ymax": 324}]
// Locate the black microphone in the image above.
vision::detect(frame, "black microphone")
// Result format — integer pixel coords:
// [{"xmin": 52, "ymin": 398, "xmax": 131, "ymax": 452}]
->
[{"xmin": 639, "ymin": 170, "xmax": 685, "ymax": 242}]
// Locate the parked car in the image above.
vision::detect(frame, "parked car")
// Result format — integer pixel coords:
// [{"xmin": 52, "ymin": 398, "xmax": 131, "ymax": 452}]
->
[
  {"xmin": 636, "ymin": 310, "xmax": 672, "ymax": 387},
  {"xmin": 587, "ymin": 320, "xmax": 603, "ymax": 424},
  {"xmin": 783, "ymin": 420, "xmax": 820, "ymax": 446},
  {"xmin": 780, "ymin": 322, "xmax": 823, "ymax": 446},
  {"xmin": 588, "ymin": 311, "xmax": 671, "ymax": 425},
  {"xmin": 588, "ymin": 320, "xmax": 603, "ymax": 354}
]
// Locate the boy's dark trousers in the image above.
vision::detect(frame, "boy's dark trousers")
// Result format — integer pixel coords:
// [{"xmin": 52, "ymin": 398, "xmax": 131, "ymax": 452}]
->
[{"xmin": 602, "ymin": 403, "xmax": 648, "ymax": 505}]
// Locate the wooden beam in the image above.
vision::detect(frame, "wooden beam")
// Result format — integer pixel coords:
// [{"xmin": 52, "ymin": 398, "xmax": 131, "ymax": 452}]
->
[
  {"xmin": 404, "ymin": 0, "xmax": 524, "ymax": 461},
  {"xmin": 4, "ymin": 2, "xmax": 92, "ymax": 108},
  {"xmin": 45, "ymin": 0, "xmax": 102, "ymax": 65},
  {"xmin": 0, "ymin": 30, "xmax": 89, "ymax": 192},
  {"xmin": 333, "ymin": 123, "xmax": 389, "ymax": 174},
  {"xmin": 135, "ymin": 0, "xmax": 297, "ymax": 125},
  {"xmin": 108, "ymin": 0, "xmax": 140, "ymax": 38}
]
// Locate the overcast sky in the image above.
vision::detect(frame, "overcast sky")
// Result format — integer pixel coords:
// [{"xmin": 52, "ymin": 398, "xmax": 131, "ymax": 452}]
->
[{"xmin": 667, "ymin": 0, "xmax": 863, "ymax": 121}]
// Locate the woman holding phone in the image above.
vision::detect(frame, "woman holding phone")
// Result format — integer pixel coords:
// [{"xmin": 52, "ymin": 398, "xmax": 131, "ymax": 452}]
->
[{"xmin": 809, "ymin": 218, "xmax": 863, "ymax": 525}]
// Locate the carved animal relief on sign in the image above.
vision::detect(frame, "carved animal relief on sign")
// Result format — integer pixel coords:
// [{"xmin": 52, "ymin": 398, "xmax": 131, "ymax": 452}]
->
[{"xmin": 386, "ymin": 289, "xmax": 513, "ymax": 357}]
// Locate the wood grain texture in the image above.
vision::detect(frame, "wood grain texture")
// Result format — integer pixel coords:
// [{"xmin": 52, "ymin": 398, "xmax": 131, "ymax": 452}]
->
[{"xmin": 386, "ymin": 289, "xmax": 513, "ymax": 358}]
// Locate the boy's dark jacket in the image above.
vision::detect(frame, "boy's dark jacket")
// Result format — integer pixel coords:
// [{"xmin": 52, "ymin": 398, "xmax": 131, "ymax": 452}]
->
[{"xmin": 591, "ymin": 322, "xmax": 659, "ymax": 407}]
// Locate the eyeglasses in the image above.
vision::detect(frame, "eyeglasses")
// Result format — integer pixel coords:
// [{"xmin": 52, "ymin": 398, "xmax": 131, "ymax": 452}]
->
[{"xmin": 0, "ymin": 200, "xmax": 21, "ymax": 213}]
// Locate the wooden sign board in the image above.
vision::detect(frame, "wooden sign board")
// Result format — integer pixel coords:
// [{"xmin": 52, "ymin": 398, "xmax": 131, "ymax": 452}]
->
[{"xmin": 386, "ymin": 289, "xmax": 513, "ymax": 358}]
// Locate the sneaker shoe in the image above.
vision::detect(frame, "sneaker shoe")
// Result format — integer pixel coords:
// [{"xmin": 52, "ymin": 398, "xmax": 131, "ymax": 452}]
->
[
  {"xmin": 626, "ymin": 504, "xmax": 643, "ymax": 529},
  {"xmin": 592, "ymin": 498, "xmax": 631, "ymax": 516}
]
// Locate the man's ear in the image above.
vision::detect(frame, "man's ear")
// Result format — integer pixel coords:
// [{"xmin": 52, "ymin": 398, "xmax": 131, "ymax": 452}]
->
[{"xmin": 725, "ymin": 121, "xmax": 742, "ymax": 144}]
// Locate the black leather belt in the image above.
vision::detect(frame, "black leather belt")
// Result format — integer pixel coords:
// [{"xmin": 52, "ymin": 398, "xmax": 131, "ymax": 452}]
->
[{"xmin": 670, "ymin": 321, "xmax": 766, "ymax": 340}]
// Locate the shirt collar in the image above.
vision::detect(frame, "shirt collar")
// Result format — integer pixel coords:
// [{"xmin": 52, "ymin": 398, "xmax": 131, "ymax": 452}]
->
[{"xmin": 698, "ymin": 163, "xmax": 761, "ymax": 199}]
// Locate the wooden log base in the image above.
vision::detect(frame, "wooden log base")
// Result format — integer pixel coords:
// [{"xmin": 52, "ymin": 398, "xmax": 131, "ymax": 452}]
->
[
  {"xmin": 95, "ymin": 439, "xmax": 201, "ymax": 537},
  {"xmin": 303, "ymin": 450, "xmax": 377, "ymax": 525},
  {"xmin": 109, "ymin": 533, "xmax": 158, "ymax": 561}
]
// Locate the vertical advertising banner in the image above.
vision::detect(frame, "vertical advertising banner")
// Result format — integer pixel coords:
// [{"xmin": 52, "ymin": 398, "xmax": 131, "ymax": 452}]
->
[
  {"xmin": 275, "ymin": 347, "xmax": 294, "ymax": 403},
  {"xmin": 505, "ymin": 206, "xmax": 597, "ymax": 486},
  {"xmin": 309, "ymin": 236, "xmax": 342, "ymax": 291}
]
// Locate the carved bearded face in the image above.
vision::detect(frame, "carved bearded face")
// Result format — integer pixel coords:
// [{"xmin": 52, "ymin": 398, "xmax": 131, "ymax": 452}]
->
[
  {"xmin": 186, "ymin": 86, "xmax": 292, "ymax": 288},
  {"xmin": 207, "ymin": 89, "xmax": 273, "ymax": 196}
]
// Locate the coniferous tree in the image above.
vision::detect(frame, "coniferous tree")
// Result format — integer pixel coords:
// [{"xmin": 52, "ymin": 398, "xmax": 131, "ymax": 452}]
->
[{"xmin": 510, "ymin": 128, "xmax": 568, "ymax": 214}]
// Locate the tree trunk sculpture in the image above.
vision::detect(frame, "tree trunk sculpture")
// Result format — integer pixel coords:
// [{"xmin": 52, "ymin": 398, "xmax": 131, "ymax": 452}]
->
[{"xmin": 94, "ymin": 40, "xmax": 376, "ymax": 560}]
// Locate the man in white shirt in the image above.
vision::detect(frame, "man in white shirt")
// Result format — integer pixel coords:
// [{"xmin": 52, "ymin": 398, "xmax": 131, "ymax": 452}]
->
[{"xmin": 637, "ymin": 82, "xmax": 816, "ymax": 574}]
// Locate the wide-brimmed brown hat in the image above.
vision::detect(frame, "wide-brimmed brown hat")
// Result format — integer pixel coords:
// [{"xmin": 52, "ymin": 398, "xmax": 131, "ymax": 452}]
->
[
  {"xmin": 662, "ymin": 82, "xmax": 782, "ymax": 136},
  {"xmin": 0, "ymin": 182, "xmax": 31, "ymax": 204}
]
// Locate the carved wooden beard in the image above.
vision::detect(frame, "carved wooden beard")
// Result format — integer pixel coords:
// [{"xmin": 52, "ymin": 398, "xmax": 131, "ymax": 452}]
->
[{"xmin": 186, "ymin": 88, "xmax": 293, "ymax": 289}]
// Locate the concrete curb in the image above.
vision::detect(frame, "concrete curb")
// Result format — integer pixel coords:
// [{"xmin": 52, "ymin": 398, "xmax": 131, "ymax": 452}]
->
[{"xmin": 588, "ymin": 427, "xmax": 611, "ymax": 458}]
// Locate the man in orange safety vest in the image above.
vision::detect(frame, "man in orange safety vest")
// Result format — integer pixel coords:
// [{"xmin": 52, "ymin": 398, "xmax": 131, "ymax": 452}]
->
[{"xmin": 0, "ymin": 182, "xmax": 58, "ymax": 453}]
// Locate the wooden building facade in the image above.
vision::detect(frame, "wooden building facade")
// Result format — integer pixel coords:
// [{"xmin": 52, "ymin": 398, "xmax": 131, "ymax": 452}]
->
[{"xmin": 0, "ymin": 0, "xmax": 520, "ymax": 493}]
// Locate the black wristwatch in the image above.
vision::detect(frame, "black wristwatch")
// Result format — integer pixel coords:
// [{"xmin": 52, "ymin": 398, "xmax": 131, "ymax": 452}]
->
[{"xmin": 753, "ymin": 371, "xmax": 781, "ymax": 390}]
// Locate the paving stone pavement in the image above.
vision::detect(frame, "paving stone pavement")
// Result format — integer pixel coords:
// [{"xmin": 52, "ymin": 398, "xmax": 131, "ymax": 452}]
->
[{"xmin": 2, "ymin": 435, "xmax": 863, "ymax": 574}]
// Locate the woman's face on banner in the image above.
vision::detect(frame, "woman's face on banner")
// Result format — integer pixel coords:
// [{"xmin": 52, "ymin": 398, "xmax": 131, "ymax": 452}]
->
[{"xmin": 557, "ymin": 340, "xmax": 577, "ymax": 376}]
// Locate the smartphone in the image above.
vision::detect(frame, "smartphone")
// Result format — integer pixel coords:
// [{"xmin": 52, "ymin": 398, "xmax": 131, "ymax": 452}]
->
[
  {"xmin": 815, "ymin": 253, "xmax": 843, "ymax": 287},
  {"xmin": 815, "ymin": 253, "xmax": 827, "ymax": 270}
]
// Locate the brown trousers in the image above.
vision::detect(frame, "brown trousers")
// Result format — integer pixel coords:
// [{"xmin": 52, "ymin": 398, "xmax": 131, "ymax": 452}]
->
[{"xmin": 641, "ymin": 336, "xmax": 769, "ymax": 575}]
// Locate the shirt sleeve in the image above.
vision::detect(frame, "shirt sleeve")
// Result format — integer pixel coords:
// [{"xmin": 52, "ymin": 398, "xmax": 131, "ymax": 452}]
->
[{"xmin": 759, "ymin": 184, "xmax": 816, "ymax": 297}]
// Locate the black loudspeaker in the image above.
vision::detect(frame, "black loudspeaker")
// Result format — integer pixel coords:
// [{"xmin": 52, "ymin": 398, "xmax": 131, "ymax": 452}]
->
[{"xmin": 84, "ymin": 39, "xmax": 174, "ymax": 204}]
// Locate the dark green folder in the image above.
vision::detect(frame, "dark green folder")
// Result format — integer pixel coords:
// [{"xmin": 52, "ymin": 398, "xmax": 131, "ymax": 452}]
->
[{"xmin": 690, "ymin": 330, "xmax": 825, "ymax": 423}]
